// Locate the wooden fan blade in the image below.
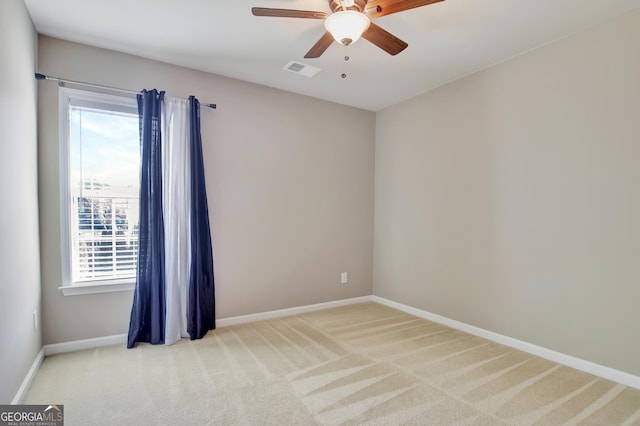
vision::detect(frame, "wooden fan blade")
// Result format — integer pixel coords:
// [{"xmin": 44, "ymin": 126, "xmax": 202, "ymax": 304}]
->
[
  {"xmin": 304, "ymin": 32, "xmax": 335, "ymax": 58},
  {"xmin": 361, "ymin": 22, "xmax": 408, "ymax": 56},
  {"xmin": 365, "ymin": 0, "xmax": 444, "ymax": 18},
  {"xmin": 251, "ymin": 7, "xmax": 327, "ymax": 19}
]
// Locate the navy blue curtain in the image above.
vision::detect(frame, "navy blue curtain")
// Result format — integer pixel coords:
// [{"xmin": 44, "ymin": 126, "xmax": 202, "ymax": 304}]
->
[
  {"xmin": 128, "ymin": 89, "xmax": 166, "ymax": 348},
  {"xmin": 187, "ymin": 96, "xmax": 216, "ymax": 339}
]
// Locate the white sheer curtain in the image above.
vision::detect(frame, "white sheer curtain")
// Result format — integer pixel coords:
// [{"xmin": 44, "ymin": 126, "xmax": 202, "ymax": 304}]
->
[{"xmin": 161, "ymin": 97, "xmax": 191, "ymax": 345}]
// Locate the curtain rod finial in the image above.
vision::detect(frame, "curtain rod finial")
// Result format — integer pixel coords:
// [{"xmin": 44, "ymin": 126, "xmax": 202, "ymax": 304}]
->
[{"xmin": 35, "ymin": 73, "xmax": 47, "ymax": 80}]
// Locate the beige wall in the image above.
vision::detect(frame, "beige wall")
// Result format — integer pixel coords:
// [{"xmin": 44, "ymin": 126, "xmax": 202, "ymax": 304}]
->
[
  {"xmin": 0, "ymin": 0, "xmax": 41, "ymax": 403},
  {"xmin": 374, "ymin": 10, "xmax": 640, "ymax": 376},
  {"xmin": 38, "ymin": 37, "xmax": 375, "ymax": 345}
]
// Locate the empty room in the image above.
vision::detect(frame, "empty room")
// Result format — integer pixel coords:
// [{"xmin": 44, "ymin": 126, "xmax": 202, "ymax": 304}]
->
[{"xmin": 1, "ymin": 0, "xmax": 640, "ymax": 424}]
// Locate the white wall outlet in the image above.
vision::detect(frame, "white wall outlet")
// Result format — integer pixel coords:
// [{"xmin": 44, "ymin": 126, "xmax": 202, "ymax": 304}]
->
[
  {"xmin": 341, "ymin": 272, "xmax": 348, "ymax": 284},
  {"xmin": 33, "ymin": 310, "xmax": 38, "ymax": 331}
]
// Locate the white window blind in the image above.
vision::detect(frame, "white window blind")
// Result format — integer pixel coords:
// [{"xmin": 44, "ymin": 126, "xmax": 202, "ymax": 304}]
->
[{"xmin": 71, "ymin": 181, "xmax": 139, "ymax": 281}]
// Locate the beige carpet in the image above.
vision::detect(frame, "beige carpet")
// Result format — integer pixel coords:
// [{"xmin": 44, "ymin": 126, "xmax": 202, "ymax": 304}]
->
[{"xmin": 24, "ymin": 302, "xmax": 640, "ymax": 425}]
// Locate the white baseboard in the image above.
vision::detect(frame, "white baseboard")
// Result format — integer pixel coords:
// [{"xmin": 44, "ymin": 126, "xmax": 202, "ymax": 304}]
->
[
  {"xmin": 373, "ymin": 296, "xmax": 640, "ymax": 390},
  {"xmin": 19, "ymin": 294, "xmax": 640, "ymax": 401},
  {"xmin": 39, "ymin": 296, "xmax": 374, "ymax": 356},
  {"xmin": 11, "ymin": 348, "xmax": 45, "ymax": 404},
  {"xmin": 43, "ymin": 334, "xmax": 127, "ymax": 356},
  {"xmin": 216, "ymin": 295, "xmax": 374, "ymax": 327}
]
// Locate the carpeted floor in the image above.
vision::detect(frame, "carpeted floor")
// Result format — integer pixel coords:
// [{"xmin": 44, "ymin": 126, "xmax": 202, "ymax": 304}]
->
[{"xmin": 24, "ymin": 302, "xmax": 640, "ymax": 425}]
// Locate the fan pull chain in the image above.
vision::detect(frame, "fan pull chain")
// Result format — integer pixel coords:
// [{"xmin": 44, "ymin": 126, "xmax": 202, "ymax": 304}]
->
[{"xmin": 341, "ymin": 44, "xmax": 350, "ymax": 79}]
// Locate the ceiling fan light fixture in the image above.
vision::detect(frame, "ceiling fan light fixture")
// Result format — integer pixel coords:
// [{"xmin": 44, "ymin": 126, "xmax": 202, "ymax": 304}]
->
[{"xmin": 324, "ymin": 10, "xmax": 370, "ymax": 46}]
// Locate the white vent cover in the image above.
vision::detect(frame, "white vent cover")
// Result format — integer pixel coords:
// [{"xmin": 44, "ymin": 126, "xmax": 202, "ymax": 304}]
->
[{"xmin": 283, "ymin": 60, "xmax": 321, "ymax": 78}]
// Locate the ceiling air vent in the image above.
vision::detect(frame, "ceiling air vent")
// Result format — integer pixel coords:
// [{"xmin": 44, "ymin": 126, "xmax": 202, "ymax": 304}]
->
[{"xmin": 283, "ymin": 60, "xmax": 321, "ymax": 78}]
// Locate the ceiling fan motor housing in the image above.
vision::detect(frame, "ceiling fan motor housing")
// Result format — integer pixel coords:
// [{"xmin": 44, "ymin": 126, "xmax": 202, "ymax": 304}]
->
[{"xmin": 329, "ymin": 0, "xmax": 368, "ymax": 13}]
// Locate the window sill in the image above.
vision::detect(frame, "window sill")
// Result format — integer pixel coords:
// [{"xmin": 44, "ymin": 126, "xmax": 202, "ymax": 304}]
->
[{"xmin": 58, "ymin": 281, "xmax": 135, "ymax": 296}]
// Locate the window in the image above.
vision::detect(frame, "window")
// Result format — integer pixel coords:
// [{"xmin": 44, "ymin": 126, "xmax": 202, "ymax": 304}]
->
[{"xmin": 60, "ymin": 87, "xmax": 140, "ymax": 294}]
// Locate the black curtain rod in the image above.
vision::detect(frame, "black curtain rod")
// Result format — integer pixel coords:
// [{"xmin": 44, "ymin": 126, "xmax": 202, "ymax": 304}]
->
[{"xmin": 34, "ymin": 73, "xmax": 217, "ymax": 109}]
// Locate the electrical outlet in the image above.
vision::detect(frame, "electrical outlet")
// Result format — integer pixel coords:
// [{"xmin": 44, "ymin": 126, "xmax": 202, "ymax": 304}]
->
[{"xmin": 341, "ymin": 272, "xmax": 348, "ymax": 284}]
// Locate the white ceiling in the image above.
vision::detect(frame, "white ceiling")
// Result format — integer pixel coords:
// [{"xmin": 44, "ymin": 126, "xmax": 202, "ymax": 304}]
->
[{"xmin": 24, "ymin": 0, "xmax": 640, "ymax": 111}]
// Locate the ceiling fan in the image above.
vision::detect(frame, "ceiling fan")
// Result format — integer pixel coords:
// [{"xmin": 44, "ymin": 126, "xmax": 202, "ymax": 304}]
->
[{"xmin": 252, "ymin": 0, "xmax": 445, "ymax": 59}]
